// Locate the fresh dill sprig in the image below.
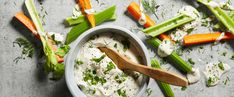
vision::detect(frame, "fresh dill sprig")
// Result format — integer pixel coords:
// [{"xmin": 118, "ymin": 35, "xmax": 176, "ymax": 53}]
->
[
  {"xmin": 141, "ymin": 0, "xmax": 159, "ymax": 19},
  {"xmin": 13, "ymin": 38, "xmax": 34, "ymax": 63}
]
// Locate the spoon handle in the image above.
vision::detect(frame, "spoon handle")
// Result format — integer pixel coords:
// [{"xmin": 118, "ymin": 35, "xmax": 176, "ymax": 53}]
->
[{"xmin": 124, "ymin": 60, "xmax": 188, "ymax": 86}]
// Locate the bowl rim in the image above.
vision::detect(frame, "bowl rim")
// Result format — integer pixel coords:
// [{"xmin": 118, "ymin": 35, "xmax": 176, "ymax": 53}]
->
[{"xmin": 65, "ymin": 25, "xmax": 150, "ymax": 97}]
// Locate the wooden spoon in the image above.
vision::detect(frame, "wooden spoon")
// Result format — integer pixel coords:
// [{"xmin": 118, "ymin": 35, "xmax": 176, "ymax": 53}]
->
[{"xmin": 98, "ymin": 47, "xmax": 188, "ymax": 86}]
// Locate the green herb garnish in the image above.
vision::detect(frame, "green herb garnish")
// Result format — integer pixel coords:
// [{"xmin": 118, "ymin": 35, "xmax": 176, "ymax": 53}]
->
[
  {"xmin": 223, "ymin": 77, "xmax": 230, "ymax": 85},
  {"xmin": 117, "ymin": 89, "xmax": 127, "ymax": 97},
  {"xmin": 83, "ymin": 69, "xmax": 106, "ymax": 85},
  {"xmin": 207, "ymin": 76, "xmax": 219, "ymax": 87},
  {"xmin": 218, "ymin": 62, "xmax": 225, "ymax": 71},
  {"xmin": 146, "ymin": 88, "xmax": 153, "ymax": 96},
  {"xmin": 91, "ymin": 55, "xmax": 106, "ymax": 63},
  {"xmin": 188, "ymin": 58, "xmax": 195, "ymax": 65},
  {"xmin": 114, "ymin": 43, "xmax": 117, "ymax": 48},
  {"xmin": 121, "ymin": 39, "xmax": 130, "ymax": 52},
  {"xmin": 141, "ymin": 0, "xmax": 159, "ymax": 19},
  {"xmin": 222, "ymin": 51, "xmax": 227, "ymax": 56},
  {"xmin": 75, "ymin": 59, "xmax": 84, "ymax": 65},
  {"xmin": 104, "ymin": 62, "xmax": 116, "ymax": 74},
  {"xmin": 13, "ymin": 38, "xmax": 34, "ymax": 63},
  {"xmin": 186, "ymin": 28, "xmax": 194, "ymax": 34},
  {"xmin": 231, "ymin": 55, "xmax": 234, "ymax": 60},
  {"xmin": 181, "ymin": 86, "xmax": 187, "ymax": 91},
  {"xmin": 115, "ymin": 73, "xmax": 127, "ymax": 83}
]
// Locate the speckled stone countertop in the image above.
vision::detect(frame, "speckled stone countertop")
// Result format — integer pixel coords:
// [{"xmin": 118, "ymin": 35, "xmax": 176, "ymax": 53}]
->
[{"xmin": 0, "ymin": 0, "xmax": 234, "ymax": 97}]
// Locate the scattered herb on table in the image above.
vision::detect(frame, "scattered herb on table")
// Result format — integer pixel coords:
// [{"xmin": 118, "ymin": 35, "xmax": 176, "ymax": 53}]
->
[
  {"xmin": 223, "ymin": 77, "xmax": 230, "ymax": 85},
  {"xmin": 146, "ymin": 88, "xmax": 153, "ymax": 96},
  {"xmin": 188, "ymin": 58, "xmax": 195, "ymax": 65},
  {"xmin": 141, "ymin": 0, "xmax": 159, "ymax": 19},
  {"xmin": 13, "ymin": 38, "xmax": 34, "ymax": 63},
  {"xmin": 186, "ymin": 28, "xmax": 194, "ymax": 34}
]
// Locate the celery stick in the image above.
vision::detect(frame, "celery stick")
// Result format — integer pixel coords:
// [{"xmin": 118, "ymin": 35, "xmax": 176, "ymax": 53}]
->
[
  {"xmin": 65, "ymin": 6, "xmax": 116, "ymax": 44},
  {"xmin": 197, "ymin": 0, "xmax": 234, "ymax": 35},
  {"xmin": 66, "ymin": 12, "xmax": 116, "ymax": 26},
  {"xmin": 25, "ymin": 0, "xmax": 65, "ymax": 79},
  {"xmin": 147, "ymin": 38, "xmax": 193, "ymax": 73},
  {"xmin": 143, "ymin": 14, "xmax": 194, "ymax": 37},
  {"xmin": 66, "ymin": 15, "xmax": 85, "ymax": 26},
  {"xmin": 25, "ymin": 0, "xmax": 57, "ymax": 65},
  {"xmin": 151, "ymin": 59, "xmax": 175, "ymax": 97}
]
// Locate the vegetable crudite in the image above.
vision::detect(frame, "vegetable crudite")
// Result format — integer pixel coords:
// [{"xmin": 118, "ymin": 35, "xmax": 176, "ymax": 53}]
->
[
  {"xmin": 151, "ymin": 59, "xmax": 175, "ymax": 97},
  {"xmin": 65, "ymin": 5, "xmax": 117, "ymax": 44},
  {"xmin": 78, "ymin": 0, "xmax": 96, "ymax": 27},
  {"xmin": 197, "ymin": 0, "xmax": 234, "ymax": 35},
  {"xmin": 14, "ymin": 0, "xmax": 70, "ymax": 80},
  {"xmin": 127, "ymin": 2, "xmax": 200, "ymax": 84},
  {"xmin": 143, "ymin": 6, "xmax": 200, "ymax": 37}
]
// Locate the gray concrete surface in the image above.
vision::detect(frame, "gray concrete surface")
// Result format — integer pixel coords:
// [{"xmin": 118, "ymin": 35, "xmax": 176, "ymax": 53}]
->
[{"xmin": 0, "ymin": 0, "xmax": 234, "ymax": 97}]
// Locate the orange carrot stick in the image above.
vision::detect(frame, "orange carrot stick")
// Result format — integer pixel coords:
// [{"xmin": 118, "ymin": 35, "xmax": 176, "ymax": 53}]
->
[
  {"xmin": 15, "ymin": 12, "xmax": 40, "ymax": 39},
  {"xmin": 127, "ymin": 2, "xmax": 170, "ymax": 40},
  {"xmin": 78, "ymin": 0, "xmax": 95, "ymax": 27},
  {"xmin": 14, "ymin": 12, "xmax": 64, "ymax": 63},
  {"xmin": 183, "ymin": 32, "xmax": 234, "ymax": 46}
]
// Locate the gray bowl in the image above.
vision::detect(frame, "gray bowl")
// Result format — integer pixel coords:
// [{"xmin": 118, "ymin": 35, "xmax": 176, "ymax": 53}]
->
[{"xmin": 65, "ymin": 25, "xmax": 150, "ymax": 97}]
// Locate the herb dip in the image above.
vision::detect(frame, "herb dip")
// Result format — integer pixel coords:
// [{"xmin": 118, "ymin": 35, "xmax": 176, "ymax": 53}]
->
[
  {"xmin": 74, "ymin": 33, "xmax": 143, "ymax": 97},
  {"xmin": 203, "ymin": 62, "xmax": 231, "ymax": 86}
]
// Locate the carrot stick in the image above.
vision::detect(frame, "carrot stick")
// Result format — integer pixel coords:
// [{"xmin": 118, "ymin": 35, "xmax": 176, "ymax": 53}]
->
[
  {"xmin": 78, "ymin": 0, "xmax": 96, "ymax": 27},
  {"xmin": 14, "ymin": 12, "xmax": 40, "ymax": 39},
  {"xmin": 183, "ymin": 32, "xmax": 234, "ymax": 46},
  {"xmin": 127, "ymin": 2, "xmax": 170, "ymax": 40},
  {"xmin": 14, "ymin": 12, "xmax": 64, "ymax": 63}
]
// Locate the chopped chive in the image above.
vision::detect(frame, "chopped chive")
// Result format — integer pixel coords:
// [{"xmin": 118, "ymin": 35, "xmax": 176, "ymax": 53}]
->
[
  {"xmin": 188, "ymin": 58, "xmax": 195, "ymax": 65},
  {"xmin": 75, "ymin": 59, "xmax": 84, "ymax": 65},
  {"xmin": 121, "ymin": 39, "xmax": 130, "ymax": 52},
  {"xmin": 117, "ymin": 89, "xmax": 127, "ymax": 97},
  {"xmin": 104, "ymin": 62, "xmax": 116, "ymax": 74},
  {"xmin": 218, "ymin": 62, "xmax": 225, "ymax": 71},
  {"xmin": 91, "ymin": 55, "xmax": 106, "ymax": 63}
]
